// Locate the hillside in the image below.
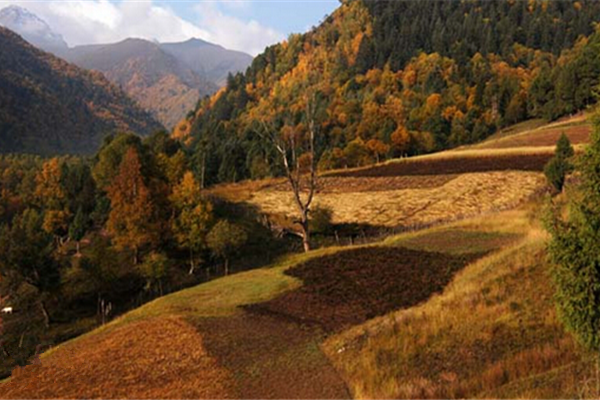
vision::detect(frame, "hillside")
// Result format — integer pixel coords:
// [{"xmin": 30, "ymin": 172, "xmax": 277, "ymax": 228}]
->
[
  {"xmin": 182, "ymin": 0, "xmax": 600, "ymax": 187},
  {"xmin": 65, "ymin": 39, "xmax": 219, "ymax": 129},
  {"xmin": 0, "ymin": 114, "xmax": 590, "ymax": 398},
  {"xmin": 0, "ymin": 28, "xmax": 163, "ymax": 155},
  {"xmin": 161, "ymin": 38, "xmax": 253, "ymax": 87},
  {"xmin": 0, "ymin": 6, "xmax": 253, "ymax": 129}
]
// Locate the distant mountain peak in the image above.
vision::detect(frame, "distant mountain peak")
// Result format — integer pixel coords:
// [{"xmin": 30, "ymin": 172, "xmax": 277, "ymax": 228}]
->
[
  {"xmin": 183, "ymin": 37, "xmax": 214, "ymax": 46},
  {"xmin": 0, "ymin": 5, "xmax": 68, "ymax": 54}
]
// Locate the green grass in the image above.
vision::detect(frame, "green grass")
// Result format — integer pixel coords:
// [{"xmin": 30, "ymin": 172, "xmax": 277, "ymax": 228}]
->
[
  {"xmin": 387, "ymin": 228, "xmax": 521, "ymax": 255},
  {"xmin": 41, "ymin": 245, "xmax": 347, "ymax": 358}
]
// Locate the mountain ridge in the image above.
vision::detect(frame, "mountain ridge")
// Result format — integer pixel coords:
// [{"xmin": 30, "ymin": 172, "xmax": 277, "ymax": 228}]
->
[
  {"xmin": 0, "ymin": 5, "xmax": 68, "ymax": 56},
  {"xmin": 0, "ymin": 27, "xmax": 163, "ymax": 155},
  {"xmin": 0, "ymin": 5, "xmax": 253, "ymax": 128},
  {"xmin": 63, "ymin": 38, "xmax": 220, "ymax": 129}
]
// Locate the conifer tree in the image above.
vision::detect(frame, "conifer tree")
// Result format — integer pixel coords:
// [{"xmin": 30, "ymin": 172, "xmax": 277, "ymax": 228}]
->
[
  {"xmin": 544, "ymin": 133, "xmax": 574, "ymax": 192},
  {"xmin": 546, "ymin": 114, "xmax": 600, "ymax": 351}
]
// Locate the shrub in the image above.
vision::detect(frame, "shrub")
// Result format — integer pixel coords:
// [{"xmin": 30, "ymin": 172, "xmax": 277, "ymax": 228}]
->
[
  {"xmin": 544, "ymin": 133, "xmax": 574, "ymax": 192},
  {"xmin": 310, "ymin": 205, "xmax": 334, "ymax": 235}
]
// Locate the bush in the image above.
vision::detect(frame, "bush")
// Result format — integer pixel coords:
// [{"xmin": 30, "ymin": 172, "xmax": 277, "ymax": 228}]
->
[
  {"xmin": 310, "ymin": 205, "xmax": 334, "ymax": 235},
  {"xmin": 544, "ymin": 133, "xmax": 574, "ymax": 192}
]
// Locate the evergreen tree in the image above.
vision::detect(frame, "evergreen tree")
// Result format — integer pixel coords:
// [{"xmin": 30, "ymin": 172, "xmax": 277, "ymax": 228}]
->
[
  {"xmin": 546, "ymin": 114, "xmax": 600, "ymax": 350},
  {"xmin": 544, "ymin": 133, "xmax": 574, "ymax": 192}
]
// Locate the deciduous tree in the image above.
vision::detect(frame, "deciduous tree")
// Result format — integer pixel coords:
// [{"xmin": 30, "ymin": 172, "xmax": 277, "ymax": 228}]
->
[
  {"xmin": 106, "ymin": 147, "xmax": 156, "ymax": 264},
  {"xmin": 170, "ymin": 171, "xmax": 213, "ymax": 274}
]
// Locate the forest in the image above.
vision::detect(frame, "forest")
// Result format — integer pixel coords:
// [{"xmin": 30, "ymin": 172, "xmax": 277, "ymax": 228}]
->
[
  {"xmin": 181, "ymin": 0, "xmax": 600, "ymax": 186},
  {"xmin": 0, "ymin": 132, "xmax": 290, "ymax": 376}
]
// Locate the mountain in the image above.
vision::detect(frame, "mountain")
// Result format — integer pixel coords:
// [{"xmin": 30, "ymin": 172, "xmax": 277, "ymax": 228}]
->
[
  {"xmin": 183, "ymin": 0, "xmax": 600, "ymax": 187},
  {"xmin": 0, "ymin": 5, "xmax": 68, "ymax": 56},
  {"xmin": 161, "ymin": 38, "xmax": 253, "ymax": 86},
  {"xmin": 0, "ymin": 6, "xmax": 252, "ymax": 129},
  {"xmin": 0, "ymin": 27, "xmax": 163, "ymax": 155},
  {"xmin": 64, "ymin": 38, "xmax": 219, "ymax": 129}
]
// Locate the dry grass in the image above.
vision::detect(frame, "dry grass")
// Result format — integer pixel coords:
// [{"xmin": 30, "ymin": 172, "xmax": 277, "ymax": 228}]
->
[
  {"xmin": 248, "ymin": 171, "xmax": 545, "ymax": 228},
  {"xmin": 0, "ymin": 317, "xmax": 234, "ymax": 399},
  {"xmin": 473, "ymin": 122, "xmax": 590, "ymax": 150},
  {"xmin": 323, "ymin": 219, "xmax": 592, "ymax": 399}
]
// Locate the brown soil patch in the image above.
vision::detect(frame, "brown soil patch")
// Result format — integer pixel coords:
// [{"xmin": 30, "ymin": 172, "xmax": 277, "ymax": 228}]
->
[
  {"xmin": 193, "ymin": 313, "xmax": 350, "ymax": 399},
  {"xmin": 273, "ymin": 175, "xmax": 460, "ymax": 193},
  {"xmin": 247, "ymin": 247, "xmax": 478, "ymax": 333},
  {"xmin": 328, "ymin": 153, "xmax": 552, "ymax": 178},
  {"xmin": 0, "ymin": 317, "xmax": 233, "ymax": 399},
  {"xmin": 478, "ymin": 124, "xmax": 591, "ymax": 149}
]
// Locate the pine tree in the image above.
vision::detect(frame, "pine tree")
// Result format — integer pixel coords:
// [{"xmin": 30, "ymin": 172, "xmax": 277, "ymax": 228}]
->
[
  {"xmin": 546, "ymin": 113, "xmax": 600, "ymax": 351},
  {"xmin": 544, "ymin": 133, "xmax": 574, "ymax": 192}
]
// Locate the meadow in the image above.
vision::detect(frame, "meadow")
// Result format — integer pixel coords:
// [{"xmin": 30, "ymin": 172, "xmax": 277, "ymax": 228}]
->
[{"xmin": 0, "ymin": 116, "xmax": 593, "ymax": 399}]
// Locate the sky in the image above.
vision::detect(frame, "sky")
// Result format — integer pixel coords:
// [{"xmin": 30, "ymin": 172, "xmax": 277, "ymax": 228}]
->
[{"xmin": 0, "ymin": 0, "xmax": 339, "ymax": 55}]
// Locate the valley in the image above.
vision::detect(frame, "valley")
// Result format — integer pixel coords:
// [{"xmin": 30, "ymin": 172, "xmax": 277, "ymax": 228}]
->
[
  {"xmin": 2, "ymin": 0, "xmax": 600, "ymax": 398},
  {"xmin": 0, "ymin": 114, "xmax": 592, "ymax": 398}
]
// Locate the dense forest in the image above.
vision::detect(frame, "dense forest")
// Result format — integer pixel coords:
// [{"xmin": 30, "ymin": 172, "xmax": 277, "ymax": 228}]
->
[
  {"xmin": 179, "ymin": 0, "xmax": 600, "ymax": 186},
  {"xmin": 0, "ymin": 133, "xmax": 289, "ymax": 376},
  {"xmin": 0, "ymin": 27, "xmax": 163, "ymax": 155}
]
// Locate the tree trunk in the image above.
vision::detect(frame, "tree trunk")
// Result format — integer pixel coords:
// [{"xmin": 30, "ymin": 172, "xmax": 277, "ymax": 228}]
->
[
  {"xmin": 300, "ymin": 217, "xmax": 311, "ymax": 253},
  {"xmin": 39, "ymin": 300, "xmax": 50, "ymax": 329},
  {"xmin": 76, "ymin": 240, "xmax": 81, "ymax": 256},
  {"xmin": 133, "ymin": 246, "xmax": 139, "ymax": 265},
  {"xmin": 224, "ymin": 258, "xmax": 229, "ymax": 276},
  {"xmin": 189, "ymin": 250, "xmax": 195, "ymax": 275}
]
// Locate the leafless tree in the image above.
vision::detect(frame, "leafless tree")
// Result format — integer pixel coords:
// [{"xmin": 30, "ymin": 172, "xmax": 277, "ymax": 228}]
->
[{"xmin": 258, "ymin": 95, "xmax": 318, "ymax": 252}]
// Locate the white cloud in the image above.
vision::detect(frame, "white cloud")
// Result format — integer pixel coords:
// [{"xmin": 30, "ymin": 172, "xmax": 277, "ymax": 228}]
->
[
  {"xmin": 0, "ymin": 0, "xmax": 281, "ymax": 54},
  {"xmin": 195, "ymin": 2, "xmax": 284, "ymax": 55}
]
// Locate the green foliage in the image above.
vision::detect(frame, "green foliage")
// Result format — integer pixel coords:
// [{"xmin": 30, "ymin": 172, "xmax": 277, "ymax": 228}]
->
[
  {"xmin": 545, "ymin": 113, "xmax": 600, "ymax": 351},
  {"xmin": 74, "ymin": 237, "xmax": 120, "ymax": 298},
  {"xmin": 544, "ymin": 133, "xmax": 574, "ymax": 192},
  {"xmin": 207, "ymin": 220, "xmax": 248, "ymax": 265},
  {"xmin": 93, "ymin": 133, "xmax": 143, "ymax": 190},
  {"xmin": 310, "ymin": 205, "xmax": 334, "ymax": 235},
  {"xmin": 138, "ymin": 252, "xmax": 170, "ymax": 294},
  {"xmin": 69, "ymin": 207, "xmax": 87, "ymax": 243}
]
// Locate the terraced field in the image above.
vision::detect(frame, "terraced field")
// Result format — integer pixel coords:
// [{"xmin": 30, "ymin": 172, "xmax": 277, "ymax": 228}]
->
[
  {"xmin": 0, "ymin": 211, "xmax": 526, "ymax": 399},
  {"xmin": 324, "ymin": 229, "xmax": 586, "ymax": 399},
  {"xmin": 472, "ymin": 114, "xmax": 591, "ymax": 150},
  {"xmin": 327, "ymin": 148, "xmax": 554, "ymax": 178},
  {"xmin": 1, "ymin": 117, "xmax": 591, "ymax": 399},
  {"xmin": 249, "ymin": 171, "xmax": 545, "ymax": 228}
]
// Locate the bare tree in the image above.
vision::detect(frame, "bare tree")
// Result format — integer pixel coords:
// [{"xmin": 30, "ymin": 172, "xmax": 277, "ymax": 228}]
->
[{"xmin": 259, "ymin": 95, "xmax": 318, "ymax": 252}]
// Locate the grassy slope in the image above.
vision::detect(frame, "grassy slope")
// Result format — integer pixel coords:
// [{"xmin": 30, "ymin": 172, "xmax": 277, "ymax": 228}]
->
[
  {"xmin": 1, "ymin": 208, "xmax": 554, "ymax": 399},
  {"xmin": 323, "ymin": 206, "xmax": 594, "ymax": 399},
  {"xmin": 2, "ymin": 116, "xmax": 593, "ymax": 398}
]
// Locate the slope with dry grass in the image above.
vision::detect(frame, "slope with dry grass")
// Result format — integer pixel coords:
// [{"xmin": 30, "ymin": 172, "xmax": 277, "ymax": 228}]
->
[
  {"xmin": 323, "ymin": 209, "xmax": 593, "ymax": 399},
  {"xmin": 248, "ymin": 171, "xmax": 545, "ymax": 228},
  {"xmin": 471, "ymin": 114, "xmax": 591, "ymax": 150}
]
